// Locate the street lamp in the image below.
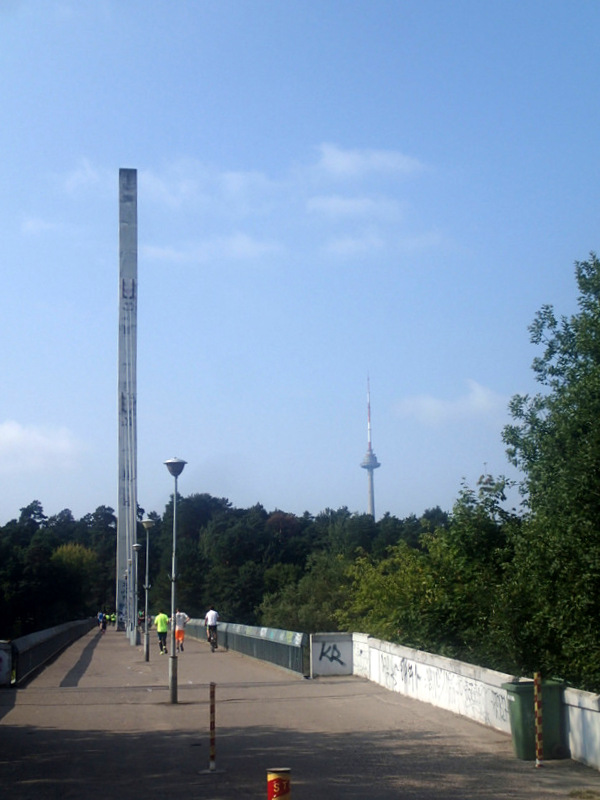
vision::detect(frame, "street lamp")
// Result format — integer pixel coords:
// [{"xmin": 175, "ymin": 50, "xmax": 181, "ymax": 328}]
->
[
  {"xmin": 141, "ymin": 518, "xmax": 155, "ymax": 662},
  {"xmin": 122, "ymin": 570, "xmax": 128, "ymax": 632},
  {"xmin": 127, "ymin": 558, "xmax": 132, "ymax": 637},
  {"xmin": 164, "ymin": 457, "xmax": 186, "ymax": 704},
  {"xmin": 132, "ymin": 542, "xmax": 142, "ymax": 645}
]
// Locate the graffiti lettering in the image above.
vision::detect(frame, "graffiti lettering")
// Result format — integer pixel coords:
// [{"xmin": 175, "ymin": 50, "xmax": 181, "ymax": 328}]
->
[
  {"xmin": 319, "ymin": 642, "xmax": 345, "ymax": 665},
  {"xmin": 380, "ymin": 653, "xmax": 399, "ymax": 691},
  {"xmin": 490, "ymin": 689, "xmax": 509, "ymax": 723}
]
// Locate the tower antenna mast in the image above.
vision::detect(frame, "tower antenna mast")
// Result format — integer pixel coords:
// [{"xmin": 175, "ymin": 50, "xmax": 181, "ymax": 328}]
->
[{"xmin": 361, "ymin": 377, "xmax": 381, "ymax": 519}]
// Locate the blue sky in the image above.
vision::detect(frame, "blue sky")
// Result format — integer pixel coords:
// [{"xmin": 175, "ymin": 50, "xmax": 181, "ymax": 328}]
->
[{"xmin": 1, "ymin": 0, "xmax": 598, "ymax": 524}]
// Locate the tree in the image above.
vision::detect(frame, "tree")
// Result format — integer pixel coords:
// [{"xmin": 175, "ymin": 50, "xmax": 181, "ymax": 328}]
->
[
  {"xmin": 338, "ymin": 541, "xmax": 427, "ymax": 644},
  {"xmin": 51, "ymin": 543, "xmax": 99, "ymax": 617},
  {"xmin": 340, "ymin": 476, "xmax": 518, "ymax": 663},
  {"xmin": 260, "ymin": 551, "xmax": 351, "ymax": 633},
  {"xmin": 78, "ymin": 506, "xmax": 117, "ymax": 609},
  {"xmin": 502, "ymin": 253, "xmax": 600, "ymax": 688},
  {"xmin": 421, "ymin": 476, "xmax": 518, "ymax": 666},
  {"xmin": 19, "ymin": 500, "xmax": 47, "ymax": 529}
]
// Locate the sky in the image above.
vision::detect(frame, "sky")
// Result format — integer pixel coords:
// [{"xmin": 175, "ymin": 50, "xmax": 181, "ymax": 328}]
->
[{"xmin": 1, "ymin": 0, "xmax": 599, "ymax": 525}]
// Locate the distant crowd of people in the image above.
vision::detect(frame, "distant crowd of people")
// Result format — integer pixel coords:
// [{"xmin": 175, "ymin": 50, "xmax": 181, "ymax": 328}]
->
[{"xmin": 96, "ymin": 610, "xmax": 116, "ymax": 632}]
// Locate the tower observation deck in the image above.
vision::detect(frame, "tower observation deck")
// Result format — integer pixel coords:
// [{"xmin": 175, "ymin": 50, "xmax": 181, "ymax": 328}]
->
[{"xmin": 361, "ymin": 379, "xmax": 381, "ymax": 519}]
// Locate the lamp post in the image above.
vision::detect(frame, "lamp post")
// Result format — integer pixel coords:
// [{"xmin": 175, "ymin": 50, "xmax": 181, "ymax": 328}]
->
[
  {"xmin": 122, "ymin": 570, "xmax": 128, "ymax": 632},
  {"xmin": 132, "ymin": 542, "xmax": 142, "ymax": 645},
  {"xmin": 164, "ymin": 457, "xmax": 186, "ymax": 704},
  {"xmin": 127, "ymin": 558, "xmax": 132, "ymax": 638},
  {"xmin": 141, "ymin": 518, "xmax": 155, "ymax": 662}
]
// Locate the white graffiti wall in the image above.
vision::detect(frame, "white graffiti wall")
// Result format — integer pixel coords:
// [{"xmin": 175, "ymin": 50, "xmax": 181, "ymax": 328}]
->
[{"xmin": 360, "ymin": 637, "xmax": 513, "ymax": 734}]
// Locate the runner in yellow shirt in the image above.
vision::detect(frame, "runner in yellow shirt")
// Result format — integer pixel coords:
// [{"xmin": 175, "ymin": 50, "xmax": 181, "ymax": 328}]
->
[{"xmin": 153, "ymin": 610, "xmax": 169, "ymax": 654}]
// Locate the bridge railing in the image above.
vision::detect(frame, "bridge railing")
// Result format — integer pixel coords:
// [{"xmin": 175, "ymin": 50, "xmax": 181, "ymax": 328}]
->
[
  {"xmin": 186, "ymin": 620, "xmax": 309, "ymax": 675},
  {"xmin": 1, "ymin": 619, "xmax": 96, "ymax": 686}
]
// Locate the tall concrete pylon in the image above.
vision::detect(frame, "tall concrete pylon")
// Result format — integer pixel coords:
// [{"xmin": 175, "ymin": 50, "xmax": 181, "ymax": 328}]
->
[{"xmin": 116, "ymin": 168, "xmax": 138, "ymax": 637}]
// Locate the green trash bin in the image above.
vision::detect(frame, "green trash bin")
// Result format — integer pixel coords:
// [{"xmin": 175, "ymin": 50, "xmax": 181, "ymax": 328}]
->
[{"xmin": 502, "ymin": 680, "xmax": 567, "ymax": 760}]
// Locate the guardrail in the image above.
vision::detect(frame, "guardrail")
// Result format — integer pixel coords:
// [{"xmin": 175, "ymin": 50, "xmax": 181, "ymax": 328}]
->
[
  {"xmin": 2, "ymin": 619, "xmax": 96, "ymax": 686},
  {"xmin": 186, "ymin": 620, "xmax": 309, "ymax": 675}
]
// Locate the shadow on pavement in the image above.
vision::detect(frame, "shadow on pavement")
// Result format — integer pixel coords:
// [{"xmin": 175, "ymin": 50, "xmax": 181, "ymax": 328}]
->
[
  {"xmin": 1, "ymin": 719, "xmax": 597, "ymax": 800},
  {"xmin": 60, "ymin": 631, "xmax": 104, "ymax": 688}
]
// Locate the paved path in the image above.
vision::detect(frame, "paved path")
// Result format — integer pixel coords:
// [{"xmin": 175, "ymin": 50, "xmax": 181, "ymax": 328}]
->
[{"xmin": 2, "ymin": 627, "xmax": 600, "ymax": 799}]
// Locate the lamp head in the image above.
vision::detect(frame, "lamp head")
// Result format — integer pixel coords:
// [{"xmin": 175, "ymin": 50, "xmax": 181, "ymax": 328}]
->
[
  {"xmin": 164, "ymin": 457, "xmax": 187, "ymax": 477},
  {"xmin": 141, "ymin": 518, "xmax": 155, "ymax": 531},
  {"xmin": 132, "ymin": 542, "xmax": 142, "ymax": 553}
]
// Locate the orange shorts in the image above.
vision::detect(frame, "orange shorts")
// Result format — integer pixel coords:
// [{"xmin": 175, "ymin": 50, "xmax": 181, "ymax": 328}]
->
[{"xmin": 175, "ymin": 629, "xmax": 185, "ymax": 643}]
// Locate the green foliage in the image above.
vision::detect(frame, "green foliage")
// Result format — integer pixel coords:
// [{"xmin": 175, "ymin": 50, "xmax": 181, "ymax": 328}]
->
[
  {"xmin": 260, "ymin": 551, "xmax": 351, "ymax": 633},
  {"xmin": 338, "ymin": 541, "xmax": 426, "ymax": 643},
  {"xmin": 501, "ymin": 253, "xmax": 600, "ymax": 688},
  {"xmin": 51, "ymin": 543, "xmax": 99, "ymax": 617},
  {"xmin": 0, "ymin": 503, "xmax": 117, "ymax": 638},
  {"xmin": 339, "ymin": 478, "xmax": 519, "ymax": 667}
]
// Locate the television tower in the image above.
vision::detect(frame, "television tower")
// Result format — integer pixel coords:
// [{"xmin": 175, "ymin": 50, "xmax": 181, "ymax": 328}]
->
[{"xmin": 361, "ymin": 378, "xmax": 381, "ymax": 519}]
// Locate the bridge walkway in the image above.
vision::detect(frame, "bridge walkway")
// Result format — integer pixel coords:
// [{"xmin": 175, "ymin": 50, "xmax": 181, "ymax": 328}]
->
[{"xmin": 1, "ymin": 626, "xmax": 600, "ymax": 799}]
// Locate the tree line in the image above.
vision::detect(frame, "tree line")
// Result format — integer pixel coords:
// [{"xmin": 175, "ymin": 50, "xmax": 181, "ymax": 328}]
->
[{"xmin": 2, "ymin": 254, "xmax": 600, "ymax": 693}]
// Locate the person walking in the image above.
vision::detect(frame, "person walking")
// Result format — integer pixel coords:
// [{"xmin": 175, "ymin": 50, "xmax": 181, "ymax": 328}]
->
[
  {"xmin": 153, "ymin": 609, "xmax": 169, "ymax": 654},
  {"xmin": 204, "ymin": 605, "xmax": 219, "ymax": 650},
  {"xmin": 173, "ymin": 609, "xmax": 190, "ymax": 652}
]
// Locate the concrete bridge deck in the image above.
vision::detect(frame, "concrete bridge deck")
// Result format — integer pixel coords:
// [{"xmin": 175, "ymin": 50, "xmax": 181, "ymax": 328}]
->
[{"xmin": 1, "ymin": 627, "xmax": 600, "ymax": 799}]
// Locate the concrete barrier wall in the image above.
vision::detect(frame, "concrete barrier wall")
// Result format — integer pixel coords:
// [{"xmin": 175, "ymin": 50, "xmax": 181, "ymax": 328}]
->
[
  {"xmin": 564, "ymin": 687, "xmax": 600, "ymax": 770},
  {"xmin": 352, "ymin": 632, "xmax": 371, "ymax": 678},
  {"xmin": 310, "ymin": 632, "xmax": 353, "ymax": 677},
  {"xmin": 355, "ymin": 634, "xmax": 513, "ymax": 733},
  {"xmin": 352, "ymin": 633, "xmax": 600, "ymax": 771},
  {"xmin": 0, "ymin": 641, "xmax": 11, "ymax": 685}
]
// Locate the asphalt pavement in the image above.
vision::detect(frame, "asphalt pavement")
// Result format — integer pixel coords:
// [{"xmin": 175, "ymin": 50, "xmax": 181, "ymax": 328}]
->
[{"xmin": 1, "ymin": 626, "xmax": 600, "ymax": 799}]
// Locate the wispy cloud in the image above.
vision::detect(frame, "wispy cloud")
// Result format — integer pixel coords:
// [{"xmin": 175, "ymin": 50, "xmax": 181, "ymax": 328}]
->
[
  {"xmin": 323, "ymin": 229, "xmax": 385, "ymax": 258},
  {"xmin": 143, "ymin": 232, "xmax": 283, "ymax": 264},
  {"xmin": 63, "ymin": 144, "xmax": 438, "ymax": 265},
  {"xmin": 307, "ymin": 194, "xmax": 403, "ymax": 220},
  {"xmin": 140, "ymin": 165, "xmax": 205, "ymax": 209},
  {"xmin": 21, "ymin": 217, "xmax": 61, "ymax": 235},
  {"xmin": 217, "ymin": 170, "xmax": 279, "ymax": 211},
  {"xmin": 393, "ymin": 230, "xmax": 446, "ymax": 251},
  {"xmin": 63, "ymin": 158, "xmax": 105, "ymax": 193},
  {"xmin": 0, "ymin": 421, "xmax": 83, "ymax": 473},
  {"xmin": 315, "ymin": 143, "xmax": 425, "ymax": 179},
  {"xmin": 395, "ymin": 380, "xmax": 508, "ymax": 426},
  {"xmin": 140, "ymin": 145, "xmax": 422, "ymax": 215},
  {"xmin": 140, "ymin": 162, "xmax": 278, "ymax": 215},
  {"xmin": 216, "ymin": 232, "xmax": 283, "ymax": 260}
]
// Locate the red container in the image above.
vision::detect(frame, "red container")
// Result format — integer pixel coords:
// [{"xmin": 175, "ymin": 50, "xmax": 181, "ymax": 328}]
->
[{"xmin": 267, "ymin": 768, "xmax": 291, "ymax": 799}]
